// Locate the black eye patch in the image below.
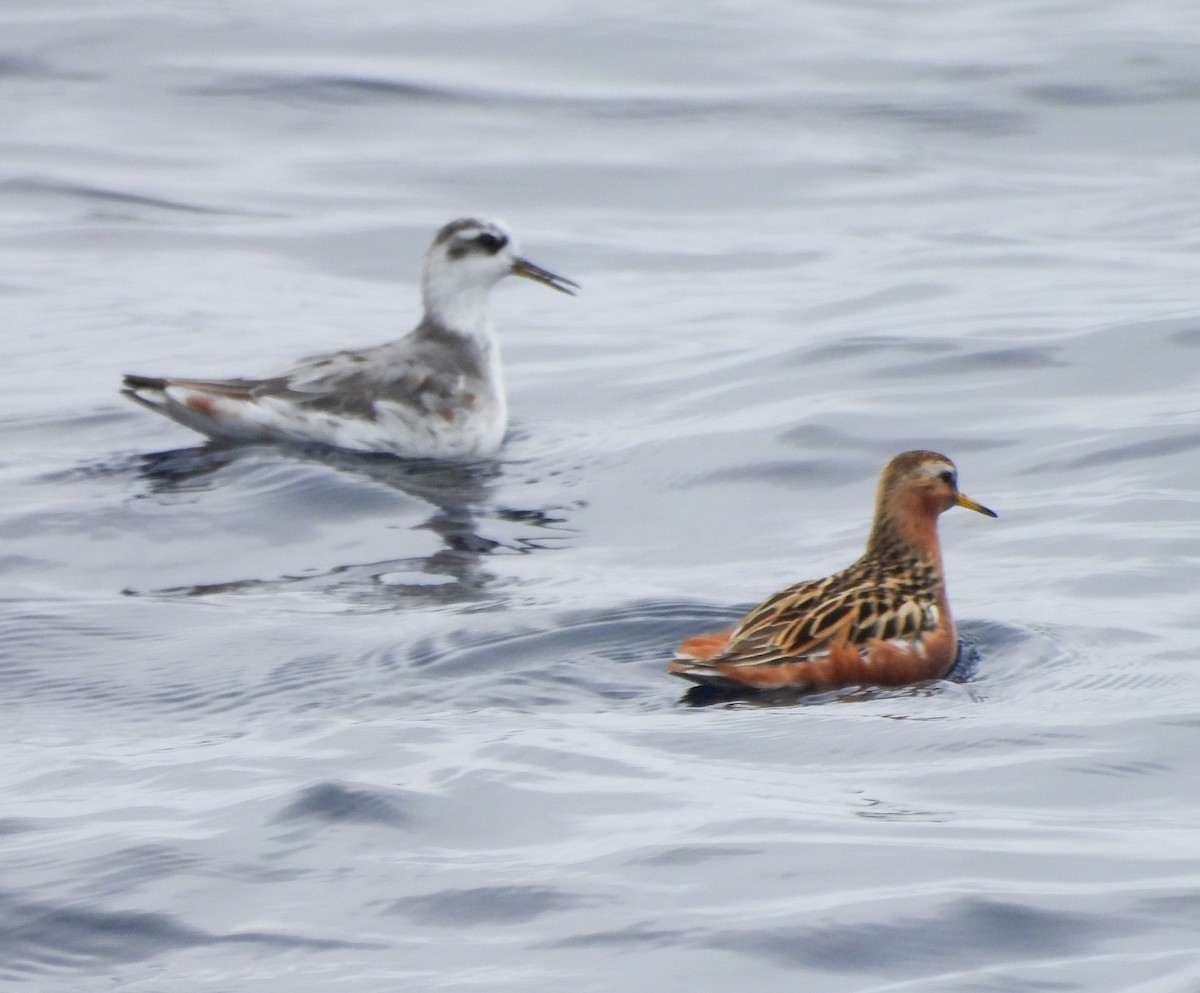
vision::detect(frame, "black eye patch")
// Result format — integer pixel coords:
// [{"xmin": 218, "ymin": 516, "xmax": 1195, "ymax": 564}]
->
[
  {"xmin": 446, "ymin": 230, "xmax": 508, "ymax": 259},
  {"xmin": 474, "ymin": 232, "xmax": 507, "ymax": 253},
  {"xmin": 938, "ymin": 469, "xmax": 955, "ymax": 486}
]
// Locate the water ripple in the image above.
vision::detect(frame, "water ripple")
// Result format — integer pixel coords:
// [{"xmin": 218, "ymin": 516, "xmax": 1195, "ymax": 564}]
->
[
  {"xmin": 0, "ymin": 890, "xmax": 372, "ymax": 977},
  {"xmin": 704, "ymin": 898, "xmax": 1125, "ymax": 973}
]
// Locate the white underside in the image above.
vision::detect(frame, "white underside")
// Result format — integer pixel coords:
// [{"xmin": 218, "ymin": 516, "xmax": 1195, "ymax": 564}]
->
[{"xmin": 143, "ymin": 385, "xmax": 507, "ymax": 458}]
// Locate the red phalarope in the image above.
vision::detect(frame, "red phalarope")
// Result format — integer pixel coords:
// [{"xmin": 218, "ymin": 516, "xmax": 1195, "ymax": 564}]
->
[
  {"xmin": 122, "ymin": 218, "xmax": 577, "ymax": 457},
  {"xmin": 670, "ymin": 451, "xmax": 997, "ymax": 693}
]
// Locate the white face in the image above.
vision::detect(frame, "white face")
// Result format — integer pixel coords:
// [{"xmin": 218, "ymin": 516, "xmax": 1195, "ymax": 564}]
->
[
  {"xmin": 428, "ymin": 219, "xmax": 520, "ymax": 291},
  {"xmin": 425, "ymin": 217, "xmax": 578, "ymax": 298}
]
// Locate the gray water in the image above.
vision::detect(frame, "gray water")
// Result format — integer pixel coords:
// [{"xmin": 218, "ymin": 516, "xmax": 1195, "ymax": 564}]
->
[{"xmin": 3, "ymin": 2, "xmax": 1200, "ymax": 990}]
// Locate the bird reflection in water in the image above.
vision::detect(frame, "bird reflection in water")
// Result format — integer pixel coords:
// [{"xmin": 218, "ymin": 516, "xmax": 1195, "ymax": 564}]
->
[{"xmin": 129, "ymin": 441, "xmax": 575, "ymax": 606}]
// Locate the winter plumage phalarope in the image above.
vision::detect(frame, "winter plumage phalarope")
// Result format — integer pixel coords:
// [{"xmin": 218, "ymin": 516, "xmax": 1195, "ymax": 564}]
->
[{"xmin": 122, "ymin": 217, "xmax": 577, "ymax": 457}]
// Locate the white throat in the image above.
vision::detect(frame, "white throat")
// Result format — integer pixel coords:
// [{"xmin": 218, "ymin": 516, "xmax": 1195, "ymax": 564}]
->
[{"xmin": 422, "ymin": 270, "xmax": 502, "ymax": 341}]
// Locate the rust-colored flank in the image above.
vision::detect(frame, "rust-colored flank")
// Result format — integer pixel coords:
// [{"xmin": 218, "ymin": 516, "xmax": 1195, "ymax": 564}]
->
[
  {"xmin": 668, "ymin": 450, "xmax": 996, "ymax": 695},
  {"xmin": 184, "ymin": 394, "xmax": 218, "ymax": 417}
]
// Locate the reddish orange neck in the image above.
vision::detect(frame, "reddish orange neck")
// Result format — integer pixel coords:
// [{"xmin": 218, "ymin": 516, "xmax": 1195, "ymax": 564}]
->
[{"xmin": 866, "ymin": 487, "xmax": 945, "ymax": 565}]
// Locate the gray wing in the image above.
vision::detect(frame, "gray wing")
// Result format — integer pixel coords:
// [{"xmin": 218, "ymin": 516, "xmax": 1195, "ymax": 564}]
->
[{"xmin": 252, "ymin": 325, "xmax": 491, "ymax": 420}]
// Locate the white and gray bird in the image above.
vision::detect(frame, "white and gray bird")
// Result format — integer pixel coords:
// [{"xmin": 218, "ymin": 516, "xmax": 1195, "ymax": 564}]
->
[{"xmin": 122, "ymin": 218, "xmax": 577, "ymax": 457}]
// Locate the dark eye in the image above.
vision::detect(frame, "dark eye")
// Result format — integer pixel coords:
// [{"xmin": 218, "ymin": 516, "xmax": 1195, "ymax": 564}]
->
[
  {"xmin": 475, "ymin": 232, "xmax": 507, "ymax": 253},
  {"xmin": 938, "ymin": 469, "xmax": 955, "ymax": 486}
]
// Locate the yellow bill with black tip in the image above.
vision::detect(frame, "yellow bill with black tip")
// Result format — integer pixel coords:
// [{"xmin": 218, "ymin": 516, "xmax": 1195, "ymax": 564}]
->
[{"xmin": 956, "ymin": 492, "xmax": 998, "ymax": 518}]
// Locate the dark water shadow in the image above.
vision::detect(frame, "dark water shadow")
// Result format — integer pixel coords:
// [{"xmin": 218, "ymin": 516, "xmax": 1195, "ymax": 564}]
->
[
  {"xmin": 181, "ymin": 68, "xmax": 777, "ymax": 122},
  {"xmin": 271, "ymin": 781, "xmax": 418, "ymax": 829},
  {"xmin": 0, "ymin": 888, "xmax": 377, "ymax": 979},
  {"xmin": 676, "ymin": 678, "xmax": 961, "ymax": 710},
  {"xmin": 388, "ymin": 885, "xmax": 586, "ymax": 927},
  {"xmin": 0, "ymin": 177, "xmax": 249, "ymax": 218},
  {"xmin": 847, "ymin": 101, "xmax": 1030, "ymax": 136},
  {"xmin": 180, "ymin": 72, "xmax": 472, "ymax": 107},
  {"xmin": 702, "ymin": 896, "xmax": 1125, "ymax": 974}
]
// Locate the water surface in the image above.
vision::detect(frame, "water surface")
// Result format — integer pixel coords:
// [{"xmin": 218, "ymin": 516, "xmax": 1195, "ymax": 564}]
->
[{"xmin": 2, "ymin": 1, "xmax": 1200, "ymax": 990}]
